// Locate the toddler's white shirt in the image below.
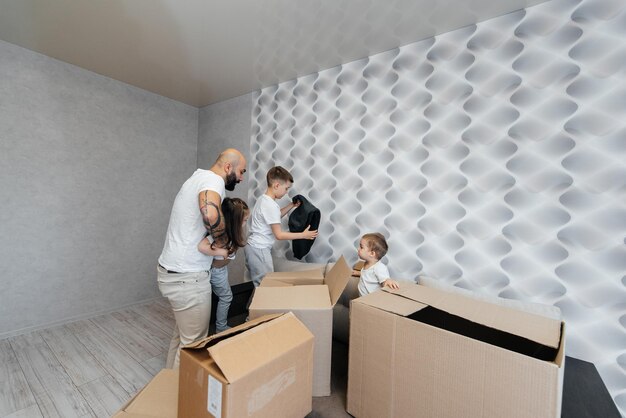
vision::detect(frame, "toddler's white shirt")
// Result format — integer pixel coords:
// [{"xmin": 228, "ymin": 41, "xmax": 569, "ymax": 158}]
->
[{"xmin": 358, "ymin": 260, "xmax": 390, "ymax": 296}]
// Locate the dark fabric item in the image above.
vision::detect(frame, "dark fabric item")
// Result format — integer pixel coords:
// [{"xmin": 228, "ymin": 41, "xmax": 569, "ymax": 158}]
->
[{"xmin": 288, "ymin": 194, "xmax": 321, "ymax": 259}]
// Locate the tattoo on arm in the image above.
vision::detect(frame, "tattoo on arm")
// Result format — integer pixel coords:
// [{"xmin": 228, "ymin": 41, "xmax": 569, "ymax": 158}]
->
[
  {"xmin": 200, "ymin": 192, "xmax": 227, "ymax": 248},
  {"xmin": 201, "ymin": 199, "xmax": 221, "ymax": 230}
]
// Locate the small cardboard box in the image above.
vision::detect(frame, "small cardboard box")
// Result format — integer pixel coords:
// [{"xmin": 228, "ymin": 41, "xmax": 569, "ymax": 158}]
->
[
  {"xmin": 113, "ymin": 369, "xmax": 178, "ymax": 418},
  {"xmin": 249, "ymin": 256, "xmax": 351, "ymax": 397},
  {"xmin": 347, "ymin": 283, "xmax": 566, "ymax": 418},
  {"xmin": 179, "ymin": 312, "xmax": 314, "ymax": 418}
]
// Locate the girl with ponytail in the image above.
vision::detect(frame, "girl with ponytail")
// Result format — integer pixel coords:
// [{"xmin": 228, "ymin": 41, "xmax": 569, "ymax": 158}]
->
[{"xmin": 198, "ymin": 197, "xmax": 249, "ymax": 333}]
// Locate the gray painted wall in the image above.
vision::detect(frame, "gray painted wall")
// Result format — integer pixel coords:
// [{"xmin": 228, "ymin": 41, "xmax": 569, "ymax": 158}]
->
[
  {"xmin": 0, "ymin": 40, "xmax": 199, "ymax": 337},
  {"xmin": 197, "ymin": 93, "xmax": 253, "ymax": 284}
]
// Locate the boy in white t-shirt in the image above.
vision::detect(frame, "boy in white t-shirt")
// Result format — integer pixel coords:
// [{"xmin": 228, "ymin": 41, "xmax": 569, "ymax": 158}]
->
[
  {"xmin": 353, "ymin": 232, "xmax": 399, "ymax": 296},
  {"xmin": 244, "ymin": 166, "xmax": 319, "ymax": 287}
]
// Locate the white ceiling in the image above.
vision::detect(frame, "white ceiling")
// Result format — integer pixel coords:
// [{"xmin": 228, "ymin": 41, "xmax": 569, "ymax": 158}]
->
[{"xmin": 0, "ymin": 0, "xmax": 547, "ymax": 107}]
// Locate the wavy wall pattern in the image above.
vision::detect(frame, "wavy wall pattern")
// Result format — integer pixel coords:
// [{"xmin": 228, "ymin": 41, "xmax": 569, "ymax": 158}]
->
[{"xmin": 249, "ymin": 0, "xmax": 626, "ymax": 412}]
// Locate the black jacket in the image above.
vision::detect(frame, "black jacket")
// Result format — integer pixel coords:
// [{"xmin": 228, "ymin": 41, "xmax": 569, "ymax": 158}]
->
[{"xmin": 288, "ymin": 195, "xmax": 321, "ymax": 259}]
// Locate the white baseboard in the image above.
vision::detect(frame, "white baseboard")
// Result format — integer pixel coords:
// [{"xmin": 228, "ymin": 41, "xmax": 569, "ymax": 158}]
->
[{"xmin": 0, "ymin": 296, "xmax": 168, "ymax": 341}]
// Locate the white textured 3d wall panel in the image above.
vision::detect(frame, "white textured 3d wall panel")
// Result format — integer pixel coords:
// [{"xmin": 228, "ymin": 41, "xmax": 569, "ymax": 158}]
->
[{"xmin": 250, "ymin": 0, "xmax": 625, "ymax": 411}]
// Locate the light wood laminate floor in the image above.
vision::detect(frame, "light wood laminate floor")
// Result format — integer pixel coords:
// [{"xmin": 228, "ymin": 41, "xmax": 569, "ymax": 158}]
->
[
  {"xmin": 0, "ymin": 299, "xmax": 174, "ymax": 418},
  {"xmin": 3, "ymin": 298, "xmax": 619, "ymax": 418}
]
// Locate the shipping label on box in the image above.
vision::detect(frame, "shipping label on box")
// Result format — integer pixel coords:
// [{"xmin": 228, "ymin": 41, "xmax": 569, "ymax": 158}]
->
[
  {"xmin": 179, "ymin": 312, "xmax": 314, "ymax": 418},
  {"xmin": 347, "ymin": 283, "xmax": 566, "ymax": 418}
]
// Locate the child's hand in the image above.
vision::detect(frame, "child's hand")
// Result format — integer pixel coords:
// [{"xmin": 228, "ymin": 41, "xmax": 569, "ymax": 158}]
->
[
  {"xmin": 302, "ymin": 225, "xmax": 318, "ymax": 240},
  {"xmin": 382, "ymin": 279, "xmax": 400, "ymax": 290},
  {"xmin": 352, "ymin": 269, "xmax": 361, "ymax": 277},
  {"xmin": 212, "ymin": 258, "xmax": 230, "ymax": 268}
]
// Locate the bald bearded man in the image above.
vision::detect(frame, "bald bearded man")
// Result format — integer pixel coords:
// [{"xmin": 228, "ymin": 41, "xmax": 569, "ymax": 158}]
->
[{"xmin": 157, "ymin": 148, "xmax": 247, "ymax": 368}]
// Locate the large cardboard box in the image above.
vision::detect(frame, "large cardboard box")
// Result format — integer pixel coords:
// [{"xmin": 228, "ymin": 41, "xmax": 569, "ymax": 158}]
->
[
  {"xmin": 249, "ymin": 256, "xmax": 351, "ymax": 397},
  {"xmin": 179, "ymin": 312, "xmax": 314, "ymax": 418},
  {"xmin": 347, "ymin": 284, "xmax": 566, "ymax": 418},
  {"xmin": 113, "ymin": 369, "xmax": 178, "ymax": 418}
]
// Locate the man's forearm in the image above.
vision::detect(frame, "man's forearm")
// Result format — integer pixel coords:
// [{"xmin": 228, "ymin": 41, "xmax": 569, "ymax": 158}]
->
[{"xmin": 209, "ymin": 218, "xmax": 228, "ymax": 248}]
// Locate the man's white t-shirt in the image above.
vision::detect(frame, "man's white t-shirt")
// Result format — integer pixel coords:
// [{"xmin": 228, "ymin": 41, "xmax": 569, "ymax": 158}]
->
[
  {"xmin": 358, "ymin": 261, "xmax": 391, "ymax": 296},
  {"xmin": 247, "ymin": 194, "xmax": 281, "ymax": 249},
  {"xmin": 159, "ymin": 169, "xmax": 225, "ymax": 272}
]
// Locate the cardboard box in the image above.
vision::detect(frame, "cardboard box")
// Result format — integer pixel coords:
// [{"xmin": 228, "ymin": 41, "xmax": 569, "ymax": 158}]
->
[
  {"xmin": 347, "ymin": 284, "xmax": 566, "ymax": 418},
  {"xmin": 113, "ymin": 369, "xmax": 178, "ymax": 418},
  {"xmin": 249, "ymin": 256, "xmax": 351, "ymax": 397},
  {"xmin": 179, "ymin": 312, "xmax": 314, "ymax": 418}
]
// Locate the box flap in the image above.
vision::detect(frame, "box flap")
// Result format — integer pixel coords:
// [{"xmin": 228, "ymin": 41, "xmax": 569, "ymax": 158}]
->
[
  {"xmin": 259, "ymin": 278, "xmax": 296, "ymax": 287},
  {"xmin": 263, "ymin": 268, "xmax": 324, "ymax": 280},
  {"xmin": 389, "ymin": 284, "xmax": 562, "ymax": 348},
  {"xmin": 182, "ymin": 313, "xmax": 284, "ymax": 349},
  {"xmin": 261, "ymin": 276, "xmax": 324, "ymax": 286},
  {"xmin": 250, "ymin": 285, "xmax": 331, "ymax": 310},
  {"xmin": 124, "ymin": 369, "xmax": 178, "ymax": 417},
  {"xmin": 354, "ymin": 287, "xmax": 428, "ymax": 316},
  {"xmin": 325, "ymin": 256, "xmax": 352, "ymax": 306},
  {"xmin": 208, "ymin": 312, "xmax": 314, "ymax": 383}
]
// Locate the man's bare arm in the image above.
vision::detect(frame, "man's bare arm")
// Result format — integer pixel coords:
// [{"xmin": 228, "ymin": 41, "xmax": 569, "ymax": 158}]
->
[{"xmin": 198, "ymin": 190, "xmax": 228, "ymax": 248}]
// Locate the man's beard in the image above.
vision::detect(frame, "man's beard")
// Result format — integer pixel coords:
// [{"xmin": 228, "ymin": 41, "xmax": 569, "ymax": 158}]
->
[{"xmin": 225, "ymin": 170, "xmax": 238, "ymax": 191}]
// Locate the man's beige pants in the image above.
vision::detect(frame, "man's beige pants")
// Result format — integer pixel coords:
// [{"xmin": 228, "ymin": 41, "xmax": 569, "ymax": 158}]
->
[{"xmin": 157, "ymin": 265, "xmax": 211, "ymax": 369}]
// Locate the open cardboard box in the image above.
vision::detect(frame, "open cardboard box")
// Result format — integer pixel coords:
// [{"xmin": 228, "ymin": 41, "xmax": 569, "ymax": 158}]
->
[
  {"xmin": 347, "ymin": 283, "xmax": 566, "ymax": 418},
  {"xmin": 249, "ymin": 255, "xmax": 351, "ymax": 396},
  {"xmin": 179, "ymin": 312, "xmax": 314, "ymax": 418},
  {"xmin": 112, "ymin": 369, "xmax": 178, "ymax": 418}
]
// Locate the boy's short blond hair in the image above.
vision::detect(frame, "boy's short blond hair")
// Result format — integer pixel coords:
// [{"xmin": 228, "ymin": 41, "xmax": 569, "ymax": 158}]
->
[
  {"xmin": 266, "ymin": 166, "xmax": 293, "ymax": 187},
  {"xmin": 362, "ymin": 232, "xmax": 388, "ymax": 260}
]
